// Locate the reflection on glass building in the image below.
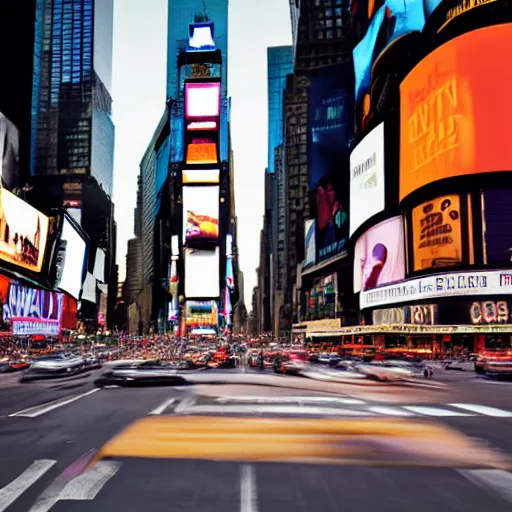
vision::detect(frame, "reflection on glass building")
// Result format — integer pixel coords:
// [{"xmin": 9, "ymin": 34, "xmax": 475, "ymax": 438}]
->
[{"xmin": 32, "ymin": 0, "xmax": 114, "ymax": 198}]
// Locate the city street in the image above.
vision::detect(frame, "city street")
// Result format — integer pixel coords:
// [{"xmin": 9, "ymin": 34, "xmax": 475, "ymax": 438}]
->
[{"xmin": 1, "ymin": 367, "xmax": 512, "ymax": 510}]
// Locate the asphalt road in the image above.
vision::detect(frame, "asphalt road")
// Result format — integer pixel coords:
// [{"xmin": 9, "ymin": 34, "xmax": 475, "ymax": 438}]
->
[{"xmin": 0, "ymin": 365, "xmax": 512, "ymax": 511}]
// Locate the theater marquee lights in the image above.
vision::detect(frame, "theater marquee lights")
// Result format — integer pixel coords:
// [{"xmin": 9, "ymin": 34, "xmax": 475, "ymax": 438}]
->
[{"xmin": 399, "ymin": 24, "xmax": 512, "ymax": 201}]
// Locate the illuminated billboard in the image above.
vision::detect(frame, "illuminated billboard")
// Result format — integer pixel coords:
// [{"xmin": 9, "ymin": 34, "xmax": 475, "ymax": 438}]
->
[
  {"xmin": 55, "ymin": 217, "xmax": 87, "ymax": 300},
  {"xmin": 184, "ymin": 300, "xmax": 218, "ymax": 329},
  {"xmin": 182, "ymin": 169, "xmax": 220, "ymax": 184},
  {"xmin": 304, "ymin": 273, "xmax": 338, "ymax": 321},
  {"xmin": 185, "ymin": 82, "xmax": 221, "ymax": 119},
  {"xmin": 354, "ymin": 216, "xmax": 405, "ymax": 293},
  {"xmin": 0, "ymin": 188, "xmax": 49, "ymax": 273},
  {"xmin": 304, "ymin": 219, "xmax": 316, "ymax": 268},
  {"xmin": 3, "ymin": 282, "xmax": 63, "ymax": 336},
  {"xmin": 189, "ymin": 22, "xmax": 216, "ymax": 50},
  {"xmin": 187, "ymin": 121, "xmax": 217, "ymax": 131},
  {"xmin": 184, "ymin": 247, "xmax": 220, "ymax": 298},
  {"xmin": 186, "ymin": 140, "xmax": 218, "ymax": 164},
  {"xmin": 411, "ymin": 194, "xmax": 472, "ymax": 271},
  {"xmin": 0, "ymin": 112, "xmax": 20, "ymax": 191},
  {"xmin": 349, "ymin": 122, "xmax": 385, "ymax": 236},
  {"xmin": 183, "ymin": 186, "xmax": 219, "ymax": 243},
  {"xmin": 400, "ymin": 24, "xmax": 512, "ymax": 201}
]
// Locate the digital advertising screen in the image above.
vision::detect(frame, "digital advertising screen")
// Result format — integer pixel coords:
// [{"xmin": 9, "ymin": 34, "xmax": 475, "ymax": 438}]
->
[
  {"xmin": 185, "ymin": 81, "xmax": 221, "ymax": 119},
  {"xmin": 349, "ymin": 122, "xmax": 385, "ymax": 236},
  {"xmin": 411, "ymin": 194, "xmax": 470, "ymax": 271},
  {"xmin": 316, "ymin": 174, "xmax": 349, "ymax": 262},
  {"xmin": 0, "ymin": 188, "xmax": 49, "ymax": 274},
  {"xmin": 307, "ymin": 62, "xmax": 354, "ymax": 191},
  {"xmin": 482, "ymin": 189, "xmax": 512, "ymax": 267},
  {"xmin": 183, "ymin": 186, "xmax": 219, "ymax": 243},
  {"xmin": 184, "ymin": 247, "xmax": 220, "ymax": 298},
  {"xmin": 3, "ymin": 282, "xmax": 63, "ymax": 336},
  {"xmin": 182, "ymin": 169, "xmax": 220, "ymax": 184},
  {"xmin": 304, "ymin": 273, "xmax": 338, "ymax": 322},
  {"xmin": 186, "ymin": 140, "xmax": 218, "ymax": 164},
  {"xmin": 189, "ymin": 22, "xmax": 216, "ymax": 50},
  {"xmin": 304, "ymin": 219, "xmax": 316, "ymax": 268},
  {"xmin": 186, "ymin": 120, "xmax": 218, "ymax": 131},
  {"xmin": 56, "ymin": 217, "xmax": 86, "ymax": 300},
  {"xmin": 184, "ymin": 300, "xmax": 218, "ymax": 330},
  {"xmin": 0, "ymin": 112, "xmax": 20, "ymax": 191},
  {"xmin": 400, "ymin": 24, "xmax": 512, "ymax": 201},
  {"xmin": 354, "ymin": 216, "xmax": 405, "ymax": 293}
]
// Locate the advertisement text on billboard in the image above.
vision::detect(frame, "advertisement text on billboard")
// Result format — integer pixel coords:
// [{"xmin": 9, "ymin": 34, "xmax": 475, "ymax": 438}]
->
[{"xmin": 186, "ymin": 140, "xmax": 218, "ymax": 164}]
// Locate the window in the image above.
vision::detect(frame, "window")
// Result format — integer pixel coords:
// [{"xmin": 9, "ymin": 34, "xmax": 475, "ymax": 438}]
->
[{"xmin": 326, "ymin": 30, "xmax": 333, "ymax": 39}]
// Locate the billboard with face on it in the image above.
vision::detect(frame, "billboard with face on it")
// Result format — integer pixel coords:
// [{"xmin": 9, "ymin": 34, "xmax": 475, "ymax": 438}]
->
[
  {"xmin": 184, "ymin": 247, "xmax": 220, "ymax": 298},
  {"xmin": 185, "ymin": 81, "xmax": 221, "ymax": 119},
  {"xmin": 55, "ymin": 217, "xmax": 87, "ymax": 300},
  {"xmin": 411, "ymin": 194, "xmax": 471, "ymax": 271},
  {"xmin": 349, "ymin": 122, "xmax": 385, "ymax": 236},
  {"xmin": 0, "ymin": 188, "xmax": 49, "ymax": 274},
  {"xmin": 400, "ymin": 24, "xmax": 512, "ymax": 202},
  {"xmin": 308, "ymin": 63, "xmax": 354, "ymax": 192},
  {"xmin": 304, "ymin": 219, "xmax": 316, "ymax": 268},
  {"xmin": 0, "ymin": 113, "xmax": 20, "ymax": 191},
  {"xmin": 354, "ymin": 216, "xmax": 405, "ymax": 293},
  {"xmin": 316, "ymin": 173, "xmax": 349, "ymax": 261},
  {"xmin": 183, "ymin": 186, "xmax": 219, "ymax": 243}
]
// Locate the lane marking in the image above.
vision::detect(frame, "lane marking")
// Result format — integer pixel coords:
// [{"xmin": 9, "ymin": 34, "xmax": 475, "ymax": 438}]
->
[
  {"xmin": 9, "ymin": 389, "xmax": 100, "ymax": 418},
  {"xmin": 215, "ymin": 396, "xmax": 365, "ymax": 405},
  {"xmin": 174, "ymin": 396, "xmax": 196, "ymax": 413},
  {"xmin": 0, "ymin": 460, "xmax": 56, "ymax": 512},
  {"xmin": 29, "ymin": 461, "xmax": 121, "ymax": 512},
  {"xmin": 403, "ymin": 406, "xmax": 472, "ymax": 417},
  {"xmin": 458, "ymin": 469, "xmax": 512, "ymax": 504},
  {"xmin": 240, "ymin": 465, "xmax": 258, "ymax": 512},
  {"xmin": 184, "ymin": 404, "xmax": 373, "ymax": 416},
  {"xmin": 450, "ymin": 404, "xmax": 512, "ymax": 418},
  {"xmin": 149, "ymin": 398, "xmax": 176, "ymax": 415},
  {"xmin": 368, "ymin": 406, "xmax": 414, "ymax": 417}
]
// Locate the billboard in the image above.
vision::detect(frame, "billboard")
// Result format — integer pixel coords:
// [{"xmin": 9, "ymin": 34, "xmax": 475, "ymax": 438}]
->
[
  {"xmin": 184, "ymin": 247, "xmax": 220, "ymax": 298},
  {"xmin": 184, "ymin": 300, "xmax": 218, "ymax": 329},
  {"xmin": 183, "ymin": 186, "xmax": 219, "ymax": 243},
  {"xmin": 400, "ymin": 24, "xmax": 512, "ymax": 201},
  {"xmin": 360, "ymin": 269, "xmax": 512, "ymax": 309},
  {"xmin": 182, "ymin": 169, "xmax": 220, "ymax": 184},
  {"xmin": 0, "ymin": 112, "xmax": 20, "ymax": 191},
  {"xmin": 3, "ymin": 282, "xmax": 63, "ymax": 336},
  {"xmin": 185, "ymin": 82, "xmax": 221, "ymax": 118},
  {"xmin": 354, "ymin": 216, "xmax": 405, "ymax": 293},
  {"xmin": 0, "ymin": 188, "xmax": 49, "ymax": 274},
  {"xmin": 316, "ymin": 176, "xmax": 349, "ymax": 261},
  {"xmin": 349, "ymin": 122, "xmax": 385, "ymax": 236},
  {"xmin": 304, "ymin": 219, "xmax": 316, "ymax": 268},
  {"xmin": 482, "ymin": 189, "xmax": 512, "ymax": 267},
  {"xmin": 186, "ymin": 140, "xmax": 218, "ymax": 164},
  {"xmin": 307, "ymin": 63, "xmax": 353, "ymax": 191},
  {"xmin": 304, "ymin": 273, "xmax": 338, "ymax": 321},
  {"xmin": 411, "ymin": 195, "xmax": 470, "ymax": 271},
  {"xmin": 55, "ymin": 217, "xmax": 86, "ymax": 300}
]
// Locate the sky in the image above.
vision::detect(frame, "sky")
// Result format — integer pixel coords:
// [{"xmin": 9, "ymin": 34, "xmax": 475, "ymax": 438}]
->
[{"xmin": 112, "ymin": 0, "xmax": 292, "ymax": 309}]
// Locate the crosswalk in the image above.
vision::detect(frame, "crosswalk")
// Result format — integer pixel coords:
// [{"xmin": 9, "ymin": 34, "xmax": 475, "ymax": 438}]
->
[
  {"xmin": 154, "ymin": 395, "xmax": 512, "ymax": 419},
  {"xmin": 1, "ymin": 458, "xmax": 512, "ymax": 511}
]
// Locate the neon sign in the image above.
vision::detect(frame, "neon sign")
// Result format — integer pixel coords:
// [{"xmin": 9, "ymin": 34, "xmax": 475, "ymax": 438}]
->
[
  {"xmin": 3, "ymin": 283, "xmax": 63, "ymax": 336},
  {"xmin": 187, "ymin": 121, "xmax": 217, "ymax": 131},
  {"xmin": 470, "ymin": 301, "xmax": 509, "ymax": 324}
]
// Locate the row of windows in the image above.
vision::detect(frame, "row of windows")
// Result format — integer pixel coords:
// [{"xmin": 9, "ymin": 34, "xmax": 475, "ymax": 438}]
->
[{"xmin": 316, "ymin": 28, "xmax": 345, "ymax": 40}]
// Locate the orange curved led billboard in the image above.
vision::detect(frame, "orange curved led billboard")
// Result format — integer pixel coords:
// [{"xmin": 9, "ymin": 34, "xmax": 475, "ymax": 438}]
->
[{"xmin": 400, "ymin": 23, "xmax": 512, "ymax": 201}]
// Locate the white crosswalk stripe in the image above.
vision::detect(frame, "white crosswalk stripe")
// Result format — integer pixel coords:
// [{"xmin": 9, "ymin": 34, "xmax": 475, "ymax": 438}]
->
[
  {"xmin": 215, "ymin": 396, "xmax": 366, "ymax": 405},
  {"xmin": 403, "ymin": 406, "xmax": 472, "ymax": 417},
  {"xmin": 449, "ymin": 403, "xmax": 512, "ymax": 418},
  {"xmin": 0, "ymin": 460, "xmax": 56, "ymax": 512}
]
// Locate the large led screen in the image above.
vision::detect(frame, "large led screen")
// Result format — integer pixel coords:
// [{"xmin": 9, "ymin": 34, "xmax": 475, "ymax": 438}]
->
[
  {"xmin": 482, "ymin": 189, "xmax": 512, "ymax": 267},
  {"xmin": 304, "ymin": 219, "xmax": 316, "ymax": 268},
  {"xmin": 304, "ymin": 273, "xmax": 338, "ymax": 322},
  {"xmin": 185, "ymin": 82, "xmax": 221, "ymax": 118},
  {"xmin": 0, "ymin": 188, "xmax": 49, "ymax": 273},
  {"xmin": 400, "ymin": 24, "xmax": 512, "ymax": 201},
  {"xmin": 350, "ymin": 122, "xmax": 385, "ymax": 236},
  {"xmin": 56, "ymin": 217, "xmax": 86, "ymax": 300},
  {"xmin": 411, "ymin": 194, "xmax": 471, "ymax": 271},
  {"xmin": 182, "ymin": 169, "xmax": 220, "ymax": 184},
  {"xmin": 184, "ymin": 300, "xmax": 218, "ymax": 329},
  {"xmin": 186, "ymin": 140, "xmax": 218, "ymax": 164},
  {"xmin": 308, "ymin": 62, "xmax": 353, "ymax": 190},
  {"xmin": 183, "ymin": 186, "xmax": 219, "ymax": 243},
  {"xmin": 0, "ymin": 112, "xmax": 20, "ymax": 191},
  {"xmin": 184, "ymin": 247, "xmax": 220, "ymax": 298},
  {"xmin": 354, "ymin": 216, "xmax": 405, "ymax": 293}
]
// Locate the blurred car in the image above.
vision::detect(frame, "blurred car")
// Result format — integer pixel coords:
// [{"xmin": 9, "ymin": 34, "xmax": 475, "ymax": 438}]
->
[
  {"xmin": 0, "ymin": 356, "xmax": 31, "ymax": 373},
  {"xmin": 357, "ymin": 360, "xmax": 425, "ymax": 381},
  {"xmin": 21, "ymin": 353, "xmax": 86, "ymax": 380}
]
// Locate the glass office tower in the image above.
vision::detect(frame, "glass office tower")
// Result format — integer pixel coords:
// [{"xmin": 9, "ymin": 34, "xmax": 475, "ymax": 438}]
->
[{"xmin": 32, "ymin": 0, "xmax": 115, "ymax": 198}]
